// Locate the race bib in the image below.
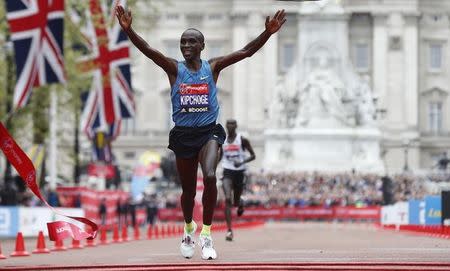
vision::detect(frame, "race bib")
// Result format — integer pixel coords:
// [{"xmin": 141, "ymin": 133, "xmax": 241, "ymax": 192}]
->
[
  {"xmin": 179, "ymin": 83, "xmax": 209, "ymax": 113},
  {"xmin": 224, "ymin": 144, "xmax": 240, "ymax": 152},
  {"xmin": 224, "ymin": 144, "xmax": 241, "ymax": 162}
]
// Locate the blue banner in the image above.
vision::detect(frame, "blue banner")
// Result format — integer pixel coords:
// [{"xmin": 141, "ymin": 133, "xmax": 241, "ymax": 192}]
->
[
  {"xmin": 0, "ymin": 207, "xmax": 19, "ymax": 237},
  {"xmin": 409, "ymin": 199, "xmax": 423, "ymax": 225},
  {"xmin": 425, "ymin": 195, "xmax": 441, "ymax": 225},
  {"xmin": 130, "ymin": 175, "xmax": 150, "ymax": 201}
]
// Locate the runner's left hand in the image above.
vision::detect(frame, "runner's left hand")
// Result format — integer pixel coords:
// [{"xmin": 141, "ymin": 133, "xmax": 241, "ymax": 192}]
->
[{"xmin": 265, "ymin": 10, "xmax": 286, "ymax": 34}]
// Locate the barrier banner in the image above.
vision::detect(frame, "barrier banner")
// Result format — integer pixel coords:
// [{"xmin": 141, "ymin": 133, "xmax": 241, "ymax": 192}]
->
[
  {"xmin": 0, "ymin": 207, "xmax": 18, "ymax": 237},
  {"xmin": 158, "ymin": 206, "xmax": 380, "ymax": 221},
  {"xmin": 333, "ymin": 206, "xmax": 380, "ymax": 220},
  {"xmin": 87, "ymin": 163, "xmax": 115, "ymax": 178},
  {"xmin": 408, "ymin": 199, "xmax": 423, "ymax": 225},
  {"xmin": 425, "ymin": 195, "xmax": 441, "ymax": 225},
  {"xmin": 381, "ymin": 202, "xmax": 409, "ymax": 225},
  {"xmin": 0, "ymin": 123, "xmax": 97, "ymax": 241},
  {"xmin": 57, "ymin": 187, "xmax": 130, "ymax": 227}
]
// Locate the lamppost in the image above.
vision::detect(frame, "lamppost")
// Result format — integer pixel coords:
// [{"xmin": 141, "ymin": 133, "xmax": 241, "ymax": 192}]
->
[
  {"xmin": 74, "ymin": 111, "xmax": 80, "ymax": 184},
  {"xmin": 2, "ymin": 39, "xmax": 13, "ymax": 185},
  {"xmin": 403, "ymin": 139, "xmax": 411, "ymax": 172}
]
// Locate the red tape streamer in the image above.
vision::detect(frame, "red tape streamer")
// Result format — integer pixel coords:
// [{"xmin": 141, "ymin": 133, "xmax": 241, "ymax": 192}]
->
[{"xmin": 0, "ymin": 123, "xmax": 98, "ymax": 241}]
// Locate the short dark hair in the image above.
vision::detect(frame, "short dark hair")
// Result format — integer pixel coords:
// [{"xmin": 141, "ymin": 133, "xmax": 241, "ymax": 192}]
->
[{"xmin": 183, "ymin": 28, "xmax": 204, "ymax": 43}]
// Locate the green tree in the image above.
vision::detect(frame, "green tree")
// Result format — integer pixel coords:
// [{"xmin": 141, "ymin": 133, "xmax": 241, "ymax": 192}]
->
[
  {"xmin": 0, "ymin": 3, "xmax": 33, "ymax": 183},
  {"xmin": 61, "ymin": 0, "xmax": 92, "ymax": 184},
  {"xmin": 0, "ymin": 0, "xmax": 157, "ymax": 185}
]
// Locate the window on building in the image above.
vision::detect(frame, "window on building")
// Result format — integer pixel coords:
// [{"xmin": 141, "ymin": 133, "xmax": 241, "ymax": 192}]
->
[
  {"xmin": 429, "ymin": 43, "xmax": 443, "ymax": 71},
  {"xmin": 281, "ymin": 43, "xmax": 295, "ymax": 72},
  {"xmin": 354, "ymin": 43, "xmax": 369, "ymax": 71},
  {"xmin": 428, "ymin": 101, "xmax": 443, "ymax": 133}
]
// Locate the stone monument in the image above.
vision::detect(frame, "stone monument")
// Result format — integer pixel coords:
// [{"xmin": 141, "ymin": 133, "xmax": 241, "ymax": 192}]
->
[{"xmin": 264, "ymin": 1, "xmax": 384, "ymax": 173}]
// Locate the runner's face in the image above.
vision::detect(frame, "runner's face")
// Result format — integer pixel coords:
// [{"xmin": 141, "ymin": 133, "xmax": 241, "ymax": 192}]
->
[
  {"xmin": 180, "ymin": 31, "xmax": 204, "ymax": 61},
  {"xmin": 226, "ymin": 122, "xmax": 237, "ymax": 134}
]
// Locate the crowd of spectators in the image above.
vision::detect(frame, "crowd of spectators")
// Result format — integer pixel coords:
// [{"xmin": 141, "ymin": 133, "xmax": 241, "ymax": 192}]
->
[
  {"xmin": 125, "ymin": 171, "xmax": 449, "ymax": 209},
  {"xmin": 1, "ymin": 171, "xmax": 450, "ymax": 209},
  {"xmin": 241, "ymin": 171, "xmax": 450, "ymax": 208},
  {"xmin": 0, "ymin": 177, "xmax": 61, "ymax": 207}
]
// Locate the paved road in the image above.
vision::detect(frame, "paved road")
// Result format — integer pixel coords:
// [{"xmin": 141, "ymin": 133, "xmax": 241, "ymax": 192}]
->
[{"xmin": 1, "ymin": 222, "xmax": 450, "ymax": 269}]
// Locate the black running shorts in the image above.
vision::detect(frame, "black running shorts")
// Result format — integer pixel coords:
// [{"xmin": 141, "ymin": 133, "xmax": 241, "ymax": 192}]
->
[
  {"xmin": 168, "ymin": 122, "xmax": 226, "ymax": 158},
  {"xmin": 222, "ymin": 168, "xmax": 245, "ymax": 190}
]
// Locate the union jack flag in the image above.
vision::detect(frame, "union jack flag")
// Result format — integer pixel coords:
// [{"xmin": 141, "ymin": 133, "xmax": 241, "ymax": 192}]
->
[
  {"xmin": 6, "ymin": 0, "xmax": 65, "ymax": 109},
  {"xmin": 75, "ymin": 0, "xmax": 135, "ymax": 139},
  {"xmin": 80, "ymin": 90, "xmax": 121, "ymax": 141}
]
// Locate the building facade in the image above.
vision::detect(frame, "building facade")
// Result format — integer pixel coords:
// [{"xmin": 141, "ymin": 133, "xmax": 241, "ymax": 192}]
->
[{"xmin": 106, "ymin": 0, "xmax": 450, "ymax": 174}]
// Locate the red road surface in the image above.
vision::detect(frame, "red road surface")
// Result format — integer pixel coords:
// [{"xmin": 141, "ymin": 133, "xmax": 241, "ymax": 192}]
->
[{"xmin": 1, "ymin": 222, "xmax": 450, "ymax": 270}]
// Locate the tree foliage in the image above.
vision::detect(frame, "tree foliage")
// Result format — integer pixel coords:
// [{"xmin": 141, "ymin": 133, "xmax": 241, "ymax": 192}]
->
[{"xmin": 0, "ymin": 0, "xmax": 158, "ymax": 181}]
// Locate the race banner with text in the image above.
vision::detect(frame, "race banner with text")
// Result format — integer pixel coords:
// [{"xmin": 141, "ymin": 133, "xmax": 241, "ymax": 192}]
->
[
  {"xmin": 0, "ymin": 123, "xmax": 98, "ymax": 241},
  {"xmin": 157, "ymin": 206, "xmax": 381, "ymax": 221}
]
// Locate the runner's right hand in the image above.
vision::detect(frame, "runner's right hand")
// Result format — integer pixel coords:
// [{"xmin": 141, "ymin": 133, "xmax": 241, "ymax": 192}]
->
[{"xmin": 115, "ymin": 5, "xmax": 132, "ymax": 30}]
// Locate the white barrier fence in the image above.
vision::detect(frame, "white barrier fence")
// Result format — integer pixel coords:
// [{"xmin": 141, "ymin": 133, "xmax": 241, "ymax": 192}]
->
[
  {"xmin": 0, "ymin": 207, "xmax": 84, "ymax": 238},
  {"xmin": 380, "ymin": 195, "xmax": 441, "ymax": 226}
]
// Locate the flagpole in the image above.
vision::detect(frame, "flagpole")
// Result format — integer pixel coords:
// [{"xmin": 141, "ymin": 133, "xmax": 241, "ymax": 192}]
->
[
  {"xmin": 49, "ymin": 85, "xmax": 58, "ymax": 189},
  {"xmin": 3, "ymin": 39, "xmax": 14, "ymax": 185}
]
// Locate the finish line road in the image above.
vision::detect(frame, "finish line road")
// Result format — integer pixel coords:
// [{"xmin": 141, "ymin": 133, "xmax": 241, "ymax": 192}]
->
[{"xmin": 1, "ymin": 222, "xmax": 450, "ymax": 270}]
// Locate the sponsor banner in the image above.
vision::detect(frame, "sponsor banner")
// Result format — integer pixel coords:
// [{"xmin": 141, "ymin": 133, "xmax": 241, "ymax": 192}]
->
[
  {"xmin": 56, "ymin": 188, "xmax": 382, "ymax": 223},
  {"xmin": 136, "ymin": 209, "xmax": 146, "ymax": 224},
  {"xmin": 19, "ymin": 207, "xmax": 52, "ymax": 237},
  {"xmin": 381, "ymin": 205, "xmax": 395, "ymax": 225},
  {"xmin": 408, "ymin": 199, "xmax": 424, "ymax": 225},
  {"xmin": 419, "ymin": 200, "xmax": 426, "ymax": 225},
  {"xmin": 57, "ymin": 187, "xmax": 128, "ymax": 227},
  {"xmin": 18, "ymin": 207, "xmax": 84, "ymax": 237},
  {"xmin": 425, "ymin": 195, "xmax": 441, "ymax": 225},
  {"xmin": 395, "ymin": 202, "xmax": 409, "ymax": 225},
  {"xmin": 87, "ymin": 163, "xmax": 115, "ymax": 178},
  {"xmin": 0, "ymin": 207, "xmax": 19, "ymax": 237},
  {"xmin": 381, "ymin": 202, "xmax": 409, "ymax": 225},
  {"xmin": 0, "ymin": 207, "xmax": 85, "ymax": 237},
  {"xmin": 334, "ymin": 206, "xmax": 380, "ymax": 220},
  {"xmin": 158, "ymin": 209, "xmax": 184, "ymax": 221},
  {"xmin": 130, "ymin": 175, "xmax": 150, "ymax": 201},
  {"xmin": 158, "ymin": 207, "xmax": 380, "ymax": 221}
]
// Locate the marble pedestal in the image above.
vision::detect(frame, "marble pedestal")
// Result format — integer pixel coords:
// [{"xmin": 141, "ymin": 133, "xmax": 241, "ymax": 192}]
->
[{"xmin": 264, "ymin": 128, "xmax": 384, "ymax": 173}]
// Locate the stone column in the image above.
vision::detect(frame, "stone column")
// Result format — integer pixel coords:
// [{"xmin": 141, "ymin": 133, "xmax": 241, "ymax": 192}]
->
[
  {"xmin": 403, "ymin": 13, "xmax": 420, "ymax": 170},
  {"xmin": 246, "ymin": 12, "xmax": 266, "ymax": 130},
  {"xmin": 372, "ymin": 13, "xmax": 388, "ymax": 117},
  {"xmin": 386, "ymin": 13, "xmax": 405, "ymax": 125},
  {"xmin": 403, "ymin": 13, "xmax": 419, "ymax": 129},
  {"xmin": 230, "ymin": 13, "xmax": 249, "ymax": 126},
  {"xmin": 263, "ymin": 29, "xmax": 278, "ymax": 125}
]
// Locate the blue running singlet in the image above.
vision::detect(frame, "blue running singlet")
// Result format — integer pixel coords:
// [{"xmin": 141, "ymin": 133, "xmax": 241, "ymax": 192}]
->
[{"xmin": 171, "ymin": 60, "xmax": 219, "ymax": 127}]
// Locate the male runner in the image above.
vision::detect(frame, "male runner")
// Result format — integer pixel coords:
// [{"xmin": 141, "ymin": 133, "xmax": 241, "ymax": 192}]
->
[
  {"xmin": 116, "ymin": 5, "xmax": 285, "ymax": 260},
  {"xmin": 220, "ymin": 119, "xmax": 255, "ymax": 241}
]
